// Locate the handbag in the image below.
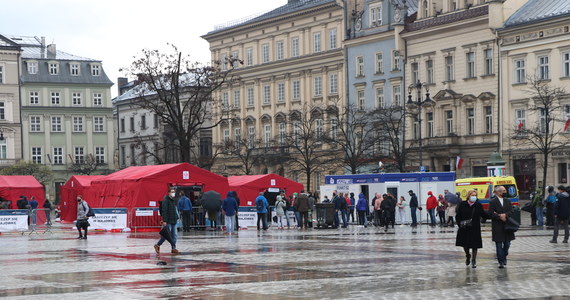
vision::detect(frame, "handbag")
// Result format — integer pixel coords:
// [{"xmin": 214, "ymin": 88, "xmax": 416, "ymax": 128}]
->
[
  {"xmin": 459, "ymin": 205, "xmax": 476, "ymax": 229},
  {"xmin": 505, "ymin": 216, "xmax": 520, "ymax": 232}
]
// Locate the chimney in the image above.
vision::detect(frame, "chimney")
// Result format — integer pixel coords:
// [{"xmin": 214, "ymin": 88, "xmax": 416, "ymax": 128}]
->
[
  {"xmin": 41, "ymin": 36, "xmax": 46, "ymax": 58},
  {"xmin": 117, "ymin": 77, "xmax": 129, "ymax": 95},
  {"xmin": 47, "ymin": 44, "xmax": 56, "ymax": 58}
]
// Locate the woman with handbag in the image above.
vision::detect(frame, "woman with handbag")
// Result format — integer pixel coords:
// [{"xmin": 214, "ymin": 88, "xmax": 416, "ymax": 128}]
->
[{"xmin": 455, "ymin": 189, "xmax": 486, "ymax": 268}]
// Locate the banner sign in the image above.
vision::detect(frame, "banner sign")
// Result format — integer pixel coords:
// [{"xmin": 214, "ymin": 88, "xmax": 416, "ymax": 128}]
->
[
  {"xmin": 89, "ymin": 208, "xmax": 128, "ymax": 230},
  {"xmin": 135, "ymin": 208, "xmax": 156, "ymax": 216},
  {"xmin": 238, "ymin": 206, "xmax": 258, "ymax": 227},
  {"xmin": 0, "ymin": 210, "xmax": 28, "ymax": 232}
]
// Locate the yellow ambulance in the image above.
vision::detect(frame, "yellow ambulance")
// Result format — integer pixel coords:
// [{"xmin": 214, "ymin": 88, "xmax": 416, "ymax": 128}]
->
[{"xmin": 455, "ymin": 176, "xmax": 519, "ymax": 209}]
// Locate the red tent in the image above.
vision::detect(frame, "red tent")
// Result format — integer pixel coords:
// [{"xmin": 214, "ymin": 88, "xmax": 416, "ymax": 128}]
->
[
  {"xmin": 59, "ymin": 175, "xmax": 105, "ymax": 223},
  {"xmin": 87, "ymin": 163, "xmax": 229, "ymax": 210},
  {"xmin": 0, "ymin": 176, "xmax": 45, "ymax": 209},
  {"xmin": 228, "ymin": 174, "xmax": 304, "ymax": 206}
]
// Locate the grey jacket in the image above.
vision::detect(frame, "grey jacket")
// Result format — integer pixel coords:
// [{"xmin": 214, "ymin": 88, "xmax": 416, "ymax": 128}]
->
[{"xmin": 77, "ymin": 201, "xmax": 89, "ymax": 220}]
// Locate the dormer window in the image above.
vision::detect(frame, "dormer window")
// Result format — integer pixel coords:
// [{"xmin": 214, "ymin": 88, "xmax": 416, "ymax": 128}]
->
[
  {"xmin": 91, "ymin": 64, "xmax": 101, "ymax": 76},
  {"xmin": 27, "ymin": 61, "xmax": 38, "ymax": 74},
  {"xmin": 369, "ymin": 3, "xmax": 382, "ymax": 27},
  {"xmin": 49, "ymin": 62, "xmax": 59, "ymax": 75},
  {"xmin": 70, "ymin": 63, "xmax": 80, "ymax": 76}
]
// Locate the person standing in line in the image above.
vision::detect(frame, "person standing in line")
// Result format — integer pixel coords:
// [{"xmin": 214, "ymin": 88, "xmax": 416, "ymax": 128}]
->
[
  {"xmin": 455, "ymin": 189, "xmax": 486, "ymax": 268},
  {"xmin": 380, "ymin": 194, "xmax": 395, "ymax": 231},
  {"xmin": 532, "ymin": 188, "xmax": 544, "ymax": 227},
  {"xmin": 545, "ymin": 186, "xmax": 557, "ymax": 228},
  {"xmin": 76, "ymin": 195, "xmax": 91, "ymax": 240},
  {"xmin": 232, "ymin": 191, "xmax": 241, "ymax": 231},
  {"xmin": 43, "ymin": 198, "xmax": 53, "ymax": 225},
  {"xmin": 154, "ymin": 188, "xmax": 180, "ymax": 255},
  {"xmin": 408, "ymin": 190, "xmax": 419, "ymax": 227},
  {"xmin": 488, "ymin": 185, "xmax": 515, "ymax": 268},
  {"xmin": 349, "ymin": 192, "xmax": 356, "ymax": 223},
  {"xmin": 339, "ymin": 192, "xmax": 349, "ymax": 228},
  {"xmin": 29, "ymin": 196, "xmax": 39, "ymax": 230},
  {"xmin": 275, "ymin": 194, "xmax": 287, "ymax": 229},
  {"xmin": 426, "ymin": 191, "xmax": 437, "ymax": 226},
  {"xmin": 550, "ymin": 186, "xmax": 570, "ymax": 243},
  {"xmin": 397, "ymin": 196, "xmax": 407, "ymax": 226},
  {"xmin": 291, "ymin": 193, "xmax": 301, "ymax": 228},
  {"xmin": 437, "ymin": 194, "xmax": 448, "ymax": 227},
  {"xmin": 255, "ymin": 192, "xmax": 269, "ymax": 231},
  {"xmin": 221, "ymin": 191, "xmax": 238, "ymax": 234},
  {"xmin": 282, "ymin": 192, "xmax": 291, "ymax": 229},
  {"xmin": 356, "ymin": 193, "xmax": 368, "ymax": 227},
  {"xmin": 331, "ymin": 190, "xmax": 342, "ymax": 229},
  {"xmin": 177, "ymin": 191, "xmax": 192, "ymax": 232},
  {"xmin": 295, "ymin": 190, "xmax": 310, "ymax": 229},
  {"xmin": 17, "ymin": 196, "xmax": 28, "ymax": 210},
  {"xmin": 308, "ymin": 192, "xmax": 316, "ymax": 228},
  {"xmin": 444, "ymin": 189, "xmax": 459, "ymax": 227},
  {"xmin": 372, "ymin": 193, "xmax": 383, "ymax": 227}
]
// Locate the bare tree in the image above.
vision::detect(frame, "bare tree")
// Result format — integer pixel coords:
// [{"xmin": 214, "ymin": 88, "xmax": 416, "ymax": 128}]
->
[
  {"xmin": 121, "ymin": 44, "xmax": 240, "ymax": 164},
  {"xmin": 221, "ymin": 137, "xmax": 262, "ymax": 175},
  {"xmin": 371, "ymin": 105, "xmax": 408, "ymax": 172},
  {"xmin": 512, "ymin": 76, "xmax": 569, "ymax": 196},
  {"xmin": 68, "ymin": 154, "xmax": 99, "ymax": 175}
]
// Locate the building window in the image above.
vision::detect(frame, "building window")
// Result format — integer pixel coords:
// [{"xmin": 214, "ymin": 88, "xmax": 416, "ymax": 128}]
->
[
  {"xmin": 357, "ymin": 90, "xmax": 365, "ymax": 110},
  {"xmin": 30, "ymin": 116, "xmax": 42, "ymax": 132},
  {"xmin": 93, "ymin": 93, "xmax": 102, "ymax": 106},
  {"xmin": 120, "ymin": 118, "xmax": 125, "ymax": 133},
  {"xmin": 559, "ymin": 163, "xmax": 568, "ymax": 184},
  {"xmin": 329, "ymin": 28, "xmax": 337, "ymax": 50},
  {"xmin": 73, "ymin": 116, "xmax": 84, "ymax": 132},
  {"xmin": 94, "ymin": 116, "xmax": 105, "ymax": 132},
  {"xmin": 315, "ymin": 119, "xmax": 323, "ymax": 140},
  {"xmin": 129, "ymin": 145, "xmax": 136, "ymax": 165},
  {"xmin": 129, "ymin": 117, "xmax": 135, "ymax": 132},
  {"xmin": 248, "ymin": 126, "xmax": 255, "ymax": 148},
  {"xmin": 247, "ymin": 87, "xmax": 254, "ymax": 106},
  {"xmin": 413, "ymin": 115, "xmax": 419, "ymax": 139},
  {"xmin": 485, "ymin": 106, "xmax": 493, "ymax": 134},
  {"xmin": 263, "ymin": 85, "xmax": 271, "ymax": 104},
  {"xmin": 329, "ymin": 73, "xmax": 338, "ymax": 94},
  {"xmin": 28, "ymin": 61, "xmax": 38, "ymax": 74},
  {"xmin": 426, "ymin": 59, "xmax": 434, "ymax": 84},
  {"xmin": 51, "ymin": 92, "xmax": 60, "ymax": 105},
  {"xmin": 375, "ymin": 52, "xmax": 384, "ymax": 74},
  {"xmin": 427, "ymin": 112, "xmax": 434, "ymax": 137},
  {"xmin": 154, "ymin": 114, "xmax": 159, "ymax": 128},
  {"xmin": 233, "ymin": 90, "xmax": 240, "ymax": 108},
  {"xmin": 446, "ymin": 110, "xmax": 454, "ymax": 135},
  {"xmin": 277, "ymin": 83, "xmax": 285, "ymax": 102},
  {"xmin": 291, "ymin": 38, "xmax": 299, "ymax": 57},
  {"xmin": 246, "ymin": 48, "xmax": 253, "ymax": 66},
  {"xmin": 140, "ymin": 115, "xmax": 146, "ymax": 129},
  {"xmin": 369, "ymin": 3, "xmax": 382, "ymax": 26},
  {"xmin": 222, "ymin": 92, "xmax": 229, "ymax": 109},
  {"xmin": 0, "ymin": 66, "xmax": 3, "ymax": 83},
  {"xmin": 411, "ymin": 62, "xmax": 419, "ymax": 83},
  {"xmin": 292, "ymin": 80, "xmax": 300, "ymax": 100},
  {"xmin": 484, "ymin": 49, "xmax": 493, "ymax": 75},
  {"xmin": 539, "ymin": 108, "xmax": 547, "ymax": 133},
  {"xmin": 392, "ymin": 50, "xmax": 401, "ymax": 71},
  {"xmin": 293, "ymin": 121, "xmax": 300, "ymax": 144},
  {"xmin": 278, "ymin": 122, "xmax": 286, "ymax": 146},
  {"xmin": 29, "ymin": 91, "xmax": 39, "ymax": 105},
  {"xmin": 376, "ymin": 87, "xmax": 384, "ymax": 108},
  {"xmin": 466, "ymin": 52, "xmax": 476, "ymax": 78},
  {"xmin": 445, "ymin": 55, "xmax": 454, "ymax": 81},
  {"xmin": 223, "ymin": 129, "xmax": 230, "ymax": 143},
  {"xmin": 231, "ymin": 51, "xmax": 239, "ymax": 68},
  {"xmin": 31, "ymin": 147, "xmax": 42, "ymax": 164},
  {"xmin": 0, "ymin": 102, "xmax": 4, "ymax": 120},
  {"xmin": 74, "ymin": 146, "xmax": 85, "ymax": 164},
  {"xmin": 70, "ymin": 63, "xmax": 80, "ymax": 76},
  {"xmin": 264, "ymin": 124, "xmax": 271, "ymax": 147},
  {"xmin": 95, "ymin": 147, "xmax": 105, "ymax": 164},
  {"xmin": 563, "ymin": 52, "xmax": 570, "ymax": 77},
  {"xmin": 392, "ymin": 85, "xmax": 401, "ymax": 106},
  {"xmin": 276, "ymin": 41, "xmax": 284, "ymax": 60},
  {"xmin": 514, "ymin": 59, "xmax": 526, "ymax": 83},
  {"xmin": 51, "ymin": 116, "xmax": 62, "ymax": 132},
  {"xmin": 234, "ymin": 128, "xmax": 241, "ymax": 147},
  {"xmin": 221, "ymin": 53, "xmax": 228, "ymax": 71},
  {"xmin": 91, "ymin": 64, "xmax": 101, "ymax": 76},
  {"xmin": 467, "ymin": 108, "xmax": 475, "ymax": 135},
  {"xmin": 564, "ymin": 105, "xmax": 570, "ymax": 133},
  {"xmin": 356, "ymin": 56, "xmax": 364, "ymax": 76},
  {"xmin": 313, "ymin": 32, "xmax": 321, "ymax": 53},
  {"xmin": 49, "ymin": 63, "xmax": 58, "ymax": 75},
  {"xmin": 515, "ymin": 109, "xmax": 526, "ymax": 134},
  {"xmin": 262, "ymin": 44, "xmax": 270, "ymax": 63},
  {"xmin": 314, "ymin": 76, "xmax": 322, "ymax": 97},
  {"xmin": 52, "ymin": 147, "xmax": 63, "ymax": 165},
  {"xmin": 331, "ymin": 119, "xmax": 338, "ymax": 141},
  {"xmin": 538, "ymin": 55, "xmax": 549, "ymax": 80},
  {"xmin": 72, "ymin": 92, "xmax": 82, "ymax": 105},
  {"xmin": 120, "ymin": 146, "xmax": 126, "ymax": 166}
]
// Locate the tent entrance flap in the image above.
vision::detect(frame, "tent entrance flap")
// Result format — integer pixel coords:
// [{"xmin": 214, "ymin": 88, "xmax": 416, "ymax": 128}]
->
[{"xmin": 171, "ymin": 183, "xmax": 204, "ymax": 206}]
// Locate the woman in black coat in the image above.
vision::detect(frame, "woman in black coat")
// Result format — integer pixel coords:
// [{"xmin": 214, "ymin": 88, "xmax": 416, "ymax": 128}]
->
[{"xmin": 455, "ymin": 189, "xmax": 486, "ymax": 268}]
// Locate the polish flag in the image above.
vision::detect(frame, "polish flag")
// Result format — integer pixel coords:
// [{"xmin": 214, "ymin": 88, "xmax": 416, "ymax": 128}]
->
[
  {"xmin": 517, "ymin": 121, "xmax": 524, "ymax": 131},
  {"xmin": 456, "ymin": 156, "xmax": 464, "ymax": 170},
  {"xmin": 564, "ymin": 118, "xmax": 570, "ymax": 132}
]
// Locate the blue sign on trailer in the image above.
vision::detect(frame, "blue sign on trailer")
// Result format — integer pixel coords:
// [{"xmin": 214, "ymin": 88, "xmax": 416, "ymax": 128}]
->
[{"xmin": 325, "ymin": 172, "xmax": 456, "ymax": 184}]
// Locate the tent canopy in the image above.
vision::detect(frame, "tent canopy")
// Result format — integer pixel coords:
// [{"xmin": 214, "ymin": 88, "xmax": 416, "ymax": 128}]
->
[
  {"xmin": 0, "ymin": 176, "xmax": 45, "ymax": 209},
  {"xmin": 59, "ymin": 175, "xmax": 105, "ymax": 222},
  {"xmin": 228, "ymin": 174, "xmax": 304, "ymax": 206},
  {"xmin": 88, "ymin": 163, "xmax": 229, "ymax": 209}
]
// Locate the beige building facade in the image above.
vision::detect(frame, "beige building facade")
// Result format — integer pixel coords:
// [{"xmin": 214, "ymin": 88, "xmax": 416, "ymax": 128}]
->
[{"xmin": 0, "ymin": 35, "xmax": 23, "ymax": 165}]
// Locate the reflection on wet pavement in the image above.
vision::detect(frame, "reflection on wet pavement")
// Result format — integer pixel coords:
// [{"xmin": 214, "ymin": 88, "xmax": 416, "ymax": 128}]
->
[{"xmin": 1, "ymin": 221, "xmax": 570, "ymax": 299}]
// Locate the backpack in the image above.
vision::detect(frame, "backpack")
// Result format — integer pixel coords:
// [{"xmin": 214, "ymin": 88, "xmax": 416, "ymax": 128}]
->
[
  {"xmin": 83, "ymin": 202, "xmax": 95, "ymax": 217},
  {"xmin": 256, "ymin": 198, "xmax": 264, "ymax": 211}
]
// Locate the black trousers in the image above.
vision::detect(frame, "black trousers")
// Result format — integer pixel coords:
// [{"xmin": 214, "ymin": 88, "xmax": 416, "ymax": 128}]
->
[
  {"xmin": 257, "ymin": 213, "xmax": 268, "ymax": 230},
  {"xmin": 181, "ymin": 210, "xmax": 192, "ymax": 231}
]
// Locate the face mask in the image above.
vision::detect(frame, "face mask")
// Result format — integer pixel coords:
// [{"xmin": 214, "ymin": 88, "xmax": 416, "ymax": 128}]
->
[
  {"xmin": 170, "ymin": 193, "xmax": 176, "ymax": 198},
  {"xmin": 77, "ymin": 199, "xmax": 81, "ymax": 202},
  {"xmin": 469, "ymin": 196, "xmax": 477, "ymax": 202}
]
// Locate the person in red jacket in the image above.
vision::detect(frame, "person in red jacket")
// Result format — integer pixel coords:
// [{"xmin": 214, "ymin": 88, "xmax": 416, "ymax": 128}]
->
[{"xmin": 426, "ymin": 191, "xmax": 438, "ymax": 226}]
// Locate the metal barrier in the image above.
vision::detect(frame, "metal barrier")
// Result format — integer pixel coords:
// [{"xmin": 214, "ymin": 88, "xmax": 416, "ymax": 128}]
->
[
  {"xmin": 0, "ymin": 208, "xmax": 53, "ymax": 234},
  {"xmin": 129, "ymin": 207, "xmax": 226, "ymax": 232}
]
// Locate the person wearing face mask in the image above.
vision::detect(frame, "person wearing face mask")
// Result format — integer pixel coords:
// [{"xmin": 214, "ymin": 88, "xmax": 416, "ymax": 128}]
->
[
  {"xmin": 455, "ymin": 189, "xmax": 486, "ymax": 268},
  {"xmin": 488, "ymin": 185, "xmax": 515, "ymax": 268},
  {"xmin": 154, "ymin": 187, "xmax": 180, "ymax": 255}
]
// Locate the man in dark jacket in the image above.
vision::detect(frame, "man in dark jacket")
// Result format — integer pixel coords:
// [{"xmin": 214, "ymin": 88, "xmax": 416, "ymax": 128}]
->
[
  {"xmin": 488, "ymin": 185, "xmax": 515, "ymax": 268},
  {"xmin": 408, "ymin": 190, "xmax": 418, "ymax": 227},
  {"xmin": 380, "ymin": 194, "xmax": 396, "ymax": 231},
  {"xmin": 295, "ymin": 190, "xmax": 310, "ymax": 229},
  {"xmin": 177, "ymin": 191, "xmax": 192, "ymax": 232},
  {"xmin": 222, "ymin": 191, "xmax": 238, "ymax": 234},
  {"xmin": 17, "ymin": 196, "xmax": 28, "ymax": 209},
  {"xmin": 154, "ymin": 187, "xmax": 180, "ymax": 255},
  {"xmin": 332, "ymin": 190, "xmax": 341, "ymax": 229},
  {"xmin": 550, "ymin": 186, "xmax": 570, "ymax": 243}
]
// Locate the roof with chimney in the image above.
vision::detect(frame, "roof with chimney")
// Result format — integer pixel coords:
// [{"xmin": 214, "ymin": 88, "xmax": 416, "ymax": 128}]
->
[{"xmin": 503, "ymin": 0, "xmax": 570, "ymax": 27}]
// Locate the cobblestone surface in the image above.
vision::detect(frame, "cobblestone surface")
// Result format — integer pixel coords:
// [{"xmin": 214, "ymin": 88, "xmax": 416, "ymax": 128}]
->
[{"xmin": 1, "ymin": 217, "xmax": 568, "ymax": 299}]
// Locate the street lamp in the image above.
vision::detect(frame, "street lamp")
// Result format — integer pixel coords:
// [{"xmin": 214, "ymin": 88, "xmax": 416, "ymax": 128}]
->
[{"xmin": 407, "ymin": 80, "xmax": 433, "ymax": 172}]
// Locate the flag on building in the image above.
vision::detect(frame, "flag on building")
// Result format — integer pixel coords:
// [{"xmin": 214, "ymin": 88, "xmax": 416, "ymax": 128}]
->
[
  {"xmin": 456, "ymin": 156, "xmax": 464, "ymax": 170},
  {"xmin": 564, "ymin": 118, "xmax": 570, "ymax": 132},
  {"xmin": 517, "ymin": 121, "xmax": 524, "ymax": 132}
]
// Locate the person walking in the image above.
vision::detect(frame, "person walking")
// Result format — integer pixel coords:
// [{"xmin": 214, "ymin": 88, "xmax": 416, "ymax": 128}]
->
[
  {"xmin": 550, "ymin": 186, "xmax": 570, "ymax": 243},
  {"xmin": 349, "ymin": 192, "xmax": 356, "ymax": 223},
  {"xmin": 409, "ymin": 190, "xmax": 419, "ymax": 227},
  {"xmin": 545, "ymin": 186, "xmax": 557, "ymax": 228},
  {"xmin": 488, "ymin": 185, "xmax": 515, "ymax": 268},
  {"xmin": 43, "ymin": 199, "xmax": 52, "ymax": 225},
  {"xmin": 455, "ymin": 189, "xmax": 486, "ymax": 268},
  {"xmin": 426, "ymin": 191, "xmax": 437, "ymax": 226},
  {"xmin": 221, "ymin": 191, "xmax": 238, "ymax": 234},
  {"xmin": 154, "ymin": 187, "xmax": 180, "ymax": 255},
  {"xmin": 76, "ymin": 195, "xmax": 91, "ymax": 240},
  {"xmin": 275, "ymin": 194, "xmax": 287, "ymax": 229},
  {"xmin": 177, "ymin": 191, "xmax": 192, "ymax": 232},
  {"xmin": 437, "ymin": 194, "xmax": 448, "ymax": 227},
  {"xmin": 255, "ymin": 192, "xmax": 269, "ymax": 231},
  {"xmin": 356, "ymin": 193, "xmax": 368, "ymax": 227},
  {"xmin": 295, "ymin": 190, "xmax": 310, "ymax": 229},
  {"xmin": 532, "ymin": 188, "xmax": 544, "ymax": 227},
  {"xmin": 444, "ymin": 190, "xmax": 459, "ymax": 226},
  {"xmin": 397, "ymin": 196, "xmax": 407, "ymax": 225}
]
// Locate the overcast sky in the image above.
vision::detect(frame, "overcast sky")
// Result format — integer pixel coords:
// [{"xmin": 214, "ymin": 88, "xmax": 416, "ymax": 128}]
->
[{"xmin": 1, "ymin": 0, "xmax": 286, "ymax": 96}]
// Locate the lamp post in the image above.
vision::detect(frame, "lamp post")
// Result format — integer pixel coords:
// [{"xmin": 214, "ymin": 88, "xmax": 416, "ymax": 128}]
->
[{"xmin": 407, "ymin": 80, "xmax": 433, "ymax": 172}]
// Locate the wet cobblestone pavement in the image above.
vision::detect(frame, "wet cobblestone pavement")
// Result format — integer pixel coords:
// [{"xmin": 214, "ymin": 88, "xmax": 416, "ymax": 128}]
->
[{"xmin": 1, "ymin": 219, "xmax": 570, "ymax": 299}]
